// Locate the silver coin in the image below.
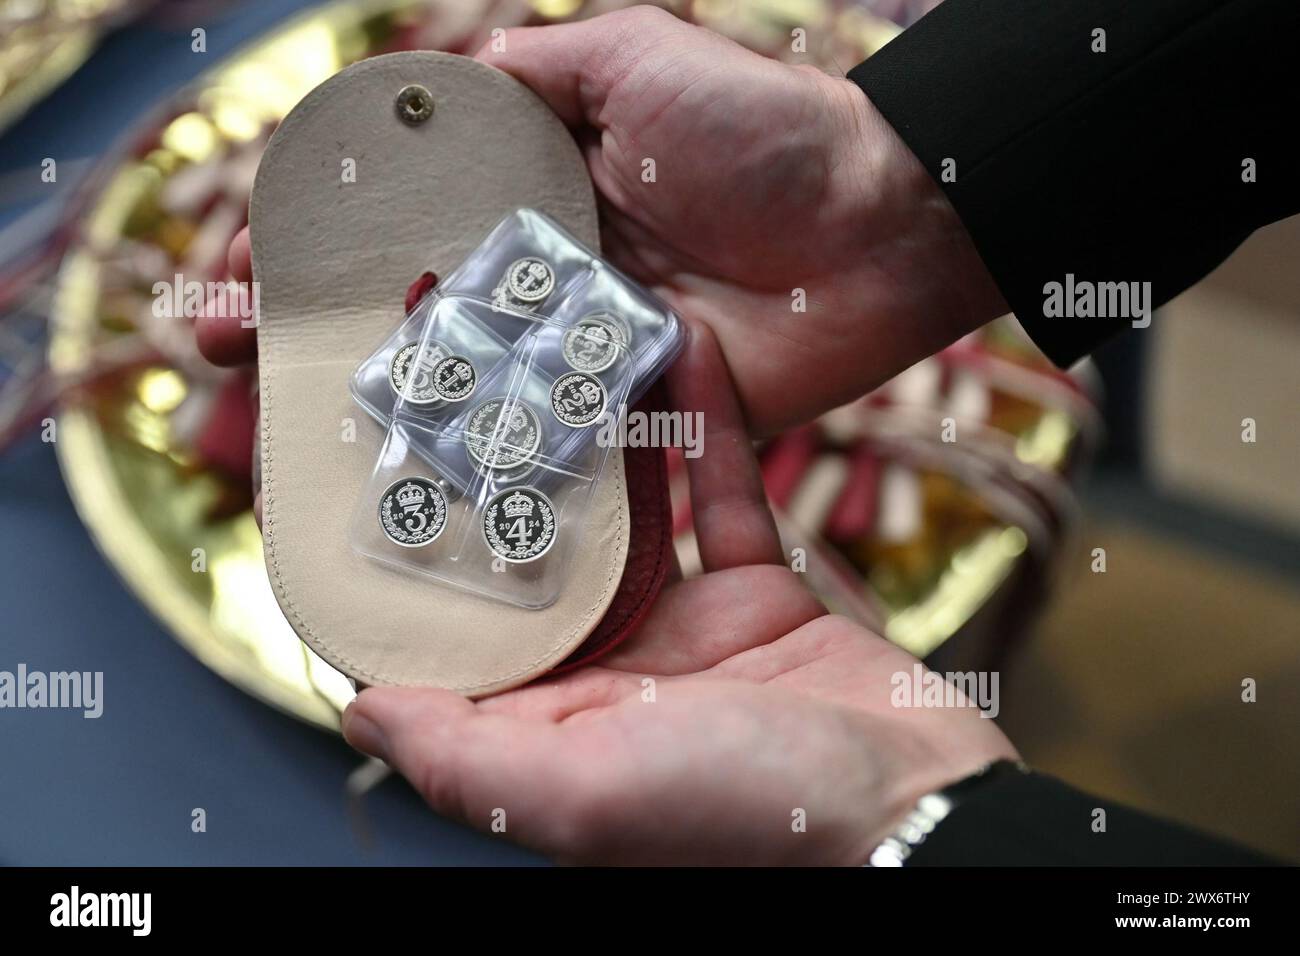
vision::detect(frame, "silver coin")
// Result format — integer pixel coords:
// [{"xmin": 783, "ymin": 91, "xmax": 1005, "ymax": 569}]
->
[
  {"xmin": 550, "ymin": 371, "xmax": 607, "ymax": 428},
  {"xmin": 378, "ymin": 477, "xmax": 448, "ymax": 548},
  {"xmin": 464, "ymin": 398, "xmax": 542, "ymax": 471},
  {"xmin": 561, "ymin": 313, "xmax": 628, "ymax": 373},
  {"xmin": 431, "ymin": 354, "xmax": 477, "ymax": 402},
  {"xmin": 482, "ymin": 486, "xmax": 557, "ymax": 563},
  {"xmin": 389, "ymin": 339, "xmax": 451, "ymax": 405},
  {"xmin": 504, "ymin": 256, "xmax": 555, "ymax": 303}
]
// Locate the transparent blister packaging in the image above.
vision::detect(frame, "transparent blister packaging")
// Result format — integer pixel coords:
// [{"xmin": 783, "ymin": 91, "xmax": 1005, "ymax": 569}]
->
[
  {"xmin": 349, "ymin": 209, "xmax": 685, "ymax": 608},
  {"xmin": 542, "ymin": 261, "xmax": 684, "ymax": 393},
  {"xmin": 351, "ymin": 208, "xmax": 683, "ymax": 427},
  {"xmin": 351, "ymin": 318, "xmax": 633, "ymax": 609},
  {"xmin": 398, "ymin": 306, "xmax": 635, "ymax": 491},
  {"xmin": 349, "ymin": 294, "xmax": 531, "ymax": 427},
  {"xmin": 439, "ymin": 207, "xmax": 594, "ymax": 311}
]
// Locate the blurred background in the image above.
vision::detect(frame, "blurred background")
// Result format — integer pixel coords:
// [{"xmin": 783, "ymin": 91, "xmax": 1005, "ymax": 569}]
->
[{"xmin": 0, "ymin": 0, "xmax": 1295, "ymax": 865}]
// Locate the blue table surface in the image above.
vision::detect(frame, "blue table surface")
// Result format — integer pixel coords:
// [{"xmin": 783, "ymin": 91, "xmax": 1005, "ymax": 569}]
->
[
  {"xmin": 0, "ymin": 434, "xmax": 540, "ymax": 866},
  {"xmin": 0, "ymin": 1, "xmax": 538, "ymax": 866}
]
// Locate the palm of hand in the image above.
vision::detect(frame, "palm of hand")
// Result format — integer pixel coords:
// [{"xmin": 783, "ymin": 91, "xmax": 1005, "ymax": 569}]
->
[
  {"xmin": 462, "ymin": 566, "xmax": 989, "ymax": 866},
  {"xmin": 196, "ymin": 9, "xmax": 1020, "ymax": 865},
  {"xmin": 345, "ymin": 327, "xmax": 1015, "ymax": 866}
]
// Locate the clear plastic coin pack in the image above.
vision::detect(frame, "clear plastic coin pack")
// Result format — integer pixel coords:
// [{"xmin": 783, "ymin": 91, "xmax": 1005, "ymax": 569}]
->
[{"xmin": 349, "ymin": 209, "xmax": 683, "ymax": 609}]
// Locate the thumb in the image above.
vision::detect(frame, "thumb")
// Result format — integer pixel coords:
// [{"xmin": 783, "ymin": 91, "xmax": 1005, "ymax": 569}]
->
[{"xmin": 474, "ymin": 7, "xmax": 685, "ymax": 128}]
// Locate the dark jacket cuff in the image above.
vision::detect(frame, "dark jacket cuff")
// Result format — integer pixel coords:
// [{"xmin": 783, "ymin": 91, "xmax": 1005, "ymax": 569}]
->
[
  {"xmin": 907, "ymin": 770, "xmax": 1276, "ymax": 866},
  {"xmin": 848, "ymin": 0, "xmax": 1299, "ymax": 367}
]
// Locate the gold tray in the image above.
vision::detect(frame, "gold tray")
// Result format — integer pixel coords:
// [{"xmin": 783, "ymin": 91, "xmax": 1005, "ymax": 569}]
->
[
  {"xmin": 47, "ymin": 1, "xmax": 921, "ymax": 731},
  {"xmin": 48, "ymin": 0, "xmax": 452, "ymax": 731}
]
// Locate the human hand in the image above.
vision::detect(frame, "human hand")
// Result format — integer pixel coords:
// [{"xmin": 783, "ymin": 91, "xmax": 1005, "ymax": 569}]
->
[
  {"xmin": 195, "ymin": 228, "xmax": 262, "ymax": 519},
  {"xmin": 198, "ymin": 8, "xmax": 1006, "ymax": 436},
  {"xmin": 478, "ymin": 6, "xmax": 1007, "ymax": 434},
  {"xmin": 341, "ymin": 325, "xmax": 1017, "ymax": 865},
  {"xmin": 194, "ymin": 12, "xmax": 1018, "ymax": 864}
]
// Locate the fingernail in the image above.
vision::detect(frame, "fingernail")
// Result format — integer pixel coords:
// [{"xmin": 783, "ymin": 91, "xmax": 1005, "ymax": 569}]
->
[{"xmin": 342, "ymin": 705, "xmax": 389, "ymax": 762}]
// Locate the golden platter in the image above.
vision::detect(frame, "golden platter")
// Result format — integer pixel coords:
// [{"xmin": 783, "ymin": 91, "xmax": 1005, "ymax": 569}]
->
[
  {"xmin": 49, "ymin": 0, "xmax": 449, "ymax": 731},
  {"xmin": 47, "ymin": 0, "xmax": 1085, "ymax": 731}
]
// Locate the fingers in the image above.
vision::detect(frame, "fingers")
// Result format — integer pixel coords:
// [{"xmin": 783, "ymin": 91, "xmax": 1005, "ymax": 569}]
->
[
  {"xmin": 195, "ymin": 290, "xmax": 257, "ymax": 367},
  {"xmin": 342, "ymin": 688, "xmax": 473, "ymax": 762},
  {"xmin": 474, "ymin": 6, "xmax": 680, "ymax": 128},
  {"xmin": 344, "ymin": 687, "xmax": 576, "ymax": 835},
  {"xmin": 475, "ymin": 22, "xmax": 607, "ymax": 127},
  {"xmin": 196, "ymin": 227, "xmax": 257, "ymax": 367},
  {"xmin": 668, "ymin": 321, "xmax": 783, "ymax": 573},
  {"xmin": 228, "ymin": 226, "xmax": 251, "ymax": 281}
]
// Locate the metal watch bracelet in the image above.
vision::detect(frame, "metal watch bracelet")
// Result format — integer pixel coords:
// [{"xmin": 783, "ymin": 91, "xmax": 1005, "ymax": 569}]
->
[{"xmin": 867, "ymin": 759, "xmax": 1030, "ymax": 867}]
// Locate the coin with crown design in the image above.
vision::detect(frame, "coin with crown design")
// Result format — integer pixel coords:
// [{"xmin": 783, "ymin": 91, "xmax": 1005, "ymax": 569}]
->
[
  {"xmin": 464, "ymin": 398, "xmax": 542, "ymax": 471},
  {"xmin": 492, "ymin": 256, "xmax": 555, "ymax": 310},
  {"xmin": 561, "ymin": 313, "xmax": 628, "ymax": 373},
  {"xmin": 389, "ymin": 339, "xmax": 451, "ymax": 405},
  {"xmin": 482, "ymin": 486, "xmax": 556, "ymax": 563},
  {"xmin": 550, "ymin": 371, "xmax": 607, "ymax": 427},
  {"xmin": 378, "ymin": 476, "xmax": 448, "ymax": 547},
  {"xmin": 430, "ymin": 354, "xmax": 477, "ymax": 402}
]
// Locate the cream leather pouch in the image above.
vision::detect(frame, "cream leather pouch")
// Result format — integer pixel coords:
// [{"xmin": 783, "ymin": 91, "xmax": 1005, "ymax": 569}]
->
[{"xmin": 250, "ymin": 52, "xmax": 651, "ymax": 696}]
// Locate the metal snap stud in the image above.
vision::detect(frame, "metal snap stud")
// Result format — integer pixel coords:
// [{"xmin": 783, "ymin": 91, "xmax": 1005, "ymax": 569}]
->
[{"xmin": 395, "ymin": 84, "xmax": 434, "ymax": 125}]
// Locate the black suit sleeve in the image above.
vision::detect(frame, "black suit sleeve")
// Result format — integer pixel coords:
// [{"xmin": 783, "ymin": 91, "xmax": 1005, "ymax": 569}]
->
[
  {"xmin": 848, "ymin": 0, "xmax": 1300, "ymax": 366},
  {"xmin": 908, "ymin": 771, "xmax": 1277, "ymax": 866}
]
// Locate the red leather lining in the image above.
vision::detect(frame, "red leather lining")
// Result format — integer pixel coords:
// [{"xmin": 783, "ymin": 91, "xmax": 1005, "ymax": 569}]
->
[
  {"xmin": 552, "ymin": 386, "xmax": 674, "ymax": 671},
  {"xmin": 405, "ymin": 271, "xmax": 439, "ymax": 313}
]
